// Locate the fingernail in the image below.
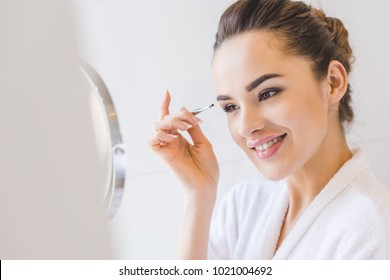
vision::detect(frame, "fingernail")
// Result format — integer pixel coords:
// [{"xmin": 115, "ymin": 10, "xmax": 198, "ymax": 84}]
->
[
  {"xmin": 181, "ymin": 121, "xmax": 192, "ymax": 129},
  {"xmin": 193, "ymin": 116, "xmax": 203, "ymax": 124},
  {"xmin": 168, "ymin": 134, "xmax": 178, "ymax": 139},
  {"xmin": 163, "ymin": 89, "xmax": 169, "ymax": 96}
]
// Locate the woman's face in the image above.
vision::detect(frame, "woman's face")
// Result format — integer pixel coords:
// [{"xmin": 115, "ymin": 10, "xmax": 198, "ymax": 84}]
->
[{"xmin": 213, "ymin": 32, "xmax": 331, "ymax": 181}]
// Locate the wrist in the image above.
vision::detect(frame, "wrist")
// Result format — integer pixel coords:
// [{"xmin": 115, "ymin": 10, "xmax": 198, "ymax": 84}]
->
[{"xmin": 183, "ymin": 187, "xmax": 217, "ymax": 206}]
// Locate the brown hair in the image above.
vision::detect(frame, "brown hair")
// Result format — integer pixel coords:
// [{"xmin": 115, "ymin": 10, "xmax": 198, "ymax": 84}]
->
[{"xmin": 214, "ymin": 0, "xmax": 354, "ymax": 129}]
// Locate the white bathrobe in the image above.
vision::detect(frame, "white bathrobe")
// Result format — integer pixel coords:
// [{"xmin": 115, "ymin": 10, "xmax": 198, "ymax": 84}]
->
[{"xmin": 208, "ymin": 149, "xmax": 390, "ymax": 259}]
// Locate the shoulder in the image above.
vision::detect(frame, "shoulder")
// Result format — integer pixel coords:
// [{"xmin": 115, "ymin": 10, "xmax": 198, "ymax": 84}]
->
[
  {"xmin": 325, "ymin": 168, "xmax": 390, "ymax": 258},
  {"xmin": 329, "ymin": 148, "xmax": 390, "ymax": 227},
  {"xmin": 342, "ymin": 168, "xmax": 390, "ymax": 226},
  {"xmin": 352, "ymin": 168, "xmax": 390, "ymax": 213}
]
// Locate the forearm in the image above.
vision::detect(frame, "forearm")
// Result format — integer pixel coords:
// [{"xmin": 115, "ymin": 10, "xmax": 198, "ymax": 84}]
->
[{"xmin": 176, "ymin": 194, "xmax": 216, "ymax": 260}]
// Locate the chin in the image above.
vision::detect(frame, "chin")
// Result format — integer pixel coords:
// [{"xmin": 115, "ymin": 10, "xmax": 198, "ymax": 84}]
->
[
  {"xmin": 259, "ymin": 169, "xmax": 287, "ymax": 181},
  {"xmin": 242, "ymin": 141, "xmax": 291, "ymax": 181},
  {"xmin": 251, "ymin": 160, "xmax": 289, "ymax": 181}
]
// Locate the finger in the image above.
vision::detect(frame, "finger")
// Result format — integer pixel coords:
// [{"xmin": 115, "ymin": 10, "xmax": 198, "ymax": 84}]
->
[
  {"xmin": 148, "ymin": 131, "xmax": 178, "ymax": 151},
  {"xmin": 149, "ymin": 136, "xmax": 164, "ymax": 151},
  {"xmin": 187, "ymin": 120, "xmax": 210, "ymax": 146},
  {"xmin": 156, "ymin": 130, "xmax": 178, "ymax": 143},
  {"xmin": 159, "ymin": 89, "xmax": 171, "ymax": 120},
  {"xmin": 155, "ymin": 105, "xmax": 201, "ymax": 132},
  {"xmin": 169, "ymin": 107, "xmax": 202, "ymax": 129},
  {"xmin": 180, "ymin": 107, "xmax": 203, "ymax": 127},
  {"xmin": 155, "ymin": 116, "xmax": 193, "ymax": 132},
  {"xmin": 155, "ymin": 108, "xmax": 199, "ymax": 131}
]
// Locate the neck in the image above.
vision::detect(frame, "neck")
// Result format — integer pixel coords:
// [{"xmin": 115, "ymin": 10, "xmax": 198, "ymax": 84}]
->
[{"xmin": 286, "ymin": 125, "xmax": 352, "ymax": 218}]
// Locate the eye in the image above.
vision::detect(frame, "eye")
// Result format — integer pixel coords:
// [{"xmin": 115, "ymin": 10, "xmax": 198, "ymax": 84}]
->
[
  {"xmin": 223, "ymin": 103, "xmax": 239, "ymax": 113},
  {"xmin": 258, "ymin": 88, "xmax": 281, "ymax": 101}
]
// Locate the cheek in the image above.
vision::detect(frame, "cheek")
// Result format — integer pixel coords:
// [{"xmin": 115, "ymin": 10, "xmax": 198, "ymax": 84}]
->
[
  {"xmin": 227, "ymin": 115, "xmax": 247, "ymax": 150},
  {"xmin": 227, "ymin": 117, "xmax": 245, "ymax": 147},
  {"xmin": 280, "ymin": 93, "xmax": 328, "ymax": 140},
  {"xmin": 224, "ymin": 91, "xmax": 328, "ymax": 150}
]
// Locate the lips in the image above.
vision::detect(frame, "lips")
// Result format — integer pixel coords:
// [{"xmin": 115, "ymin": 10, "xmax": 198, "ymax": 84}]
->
[
  {"xmin": 247, "ymin": 133, "xmax": 287, "ymax": 150},
  {"xmin": 254, "ymin": 134, "xmax": 285, "ymax": 151},
  {"xmin": 250, "ymin": 133, "xmax": 287, "ymax": 160}
]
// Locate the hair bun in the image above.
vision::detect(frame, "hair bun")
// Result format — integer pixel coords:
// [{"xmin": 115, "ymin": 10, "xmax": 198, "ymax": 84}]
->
[
  {"xmin": 324, "ymin": 16, "xmax": 353, "ymax": 67},
  {"xmin": 311, "ymin": 8, "xmax": 353, "ymax": 73}
]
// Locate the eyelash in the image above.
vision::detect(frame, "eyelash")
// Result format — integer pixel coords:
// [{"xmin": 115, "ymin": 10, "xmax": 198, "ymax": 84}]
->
[
  {"xmin": 222, "ymin": 88, "xmax": 282, "ymax": 113},
  {"xmin": 223, "ymin": 104, "xmax": 239, "ymax": 113},
  {"xmin": 258, "ymin": 88, "xmax": 281, "ymax": 101}
]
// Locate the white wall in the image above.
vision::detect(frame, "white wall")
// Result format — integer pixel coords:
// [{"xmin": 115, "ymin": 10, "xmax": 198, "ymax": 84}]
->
[
  {"xmin": 73, "ymin": 0, "xmax": 390, "ymax": 259},
  {"xmin": 0, "ymin": 0, "xmax": 112, "ymax": 259}
]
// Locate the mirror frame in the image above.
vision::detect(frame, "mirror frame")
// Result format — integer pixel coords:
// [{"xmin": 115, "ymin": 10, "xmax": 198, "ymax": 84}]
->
[{"xmin": 79, "ymin": 62, "xmax": 126, "ymax": 218}]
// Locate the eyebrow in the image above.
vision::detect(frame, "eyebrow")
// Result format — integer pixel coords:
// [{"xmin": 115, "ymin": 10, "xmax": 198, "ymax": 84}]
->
[
  {"xmin": 216, "ymin": 73, "xmax": 282, "ymax": 102},
  {"xmin": 216, "ymin": 95, "xmax": 232, "ymax": 101},
  {"xmin": 245, "ymin": 73, "xmax": 282, "ymax": 92}
]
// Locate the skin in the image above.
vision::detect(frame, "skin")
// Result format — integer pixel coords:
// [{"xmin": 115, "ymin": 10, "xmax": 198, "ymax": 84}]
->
[
  {"xmin": 149, "ymin": 91, "xmax": 219, "ymax": 259},
  {"xmin": 213, "ymin": 31, "xmax": 352, "ymax": 250},
  {"xmin": 150, "ymin": 31, "xmax": 352, "ymax": 258}
]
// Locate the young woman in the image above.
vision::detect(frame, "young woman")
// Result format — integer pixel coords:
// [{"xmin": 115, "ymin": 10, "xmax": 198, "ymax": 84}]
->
[{"xmin": 149, "ymin": 0, "xmax": 390, "ymax": 259}]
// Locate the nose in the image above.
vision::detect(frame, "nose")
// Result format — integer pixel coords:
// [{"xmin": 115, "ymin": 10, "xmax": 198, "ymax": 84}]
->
[{"xmin": 238, "ymin": 105, "xmax": 266, "ymax": 137}]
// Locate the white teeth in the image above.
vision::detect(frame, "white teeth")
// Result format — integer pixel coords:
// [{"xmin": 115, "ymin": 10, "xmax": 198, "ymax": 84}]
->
[{"xmin": 255, "ymin": 136, "xmax": 283, "ymax": 151}]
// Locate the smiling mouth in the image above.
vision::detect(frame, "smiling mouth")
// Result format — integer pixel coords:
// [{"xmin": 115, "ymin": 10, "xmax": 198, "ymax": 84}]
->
[{"xmin": 253, "ymin": 133, "xmax": 287, "ymax": 152}]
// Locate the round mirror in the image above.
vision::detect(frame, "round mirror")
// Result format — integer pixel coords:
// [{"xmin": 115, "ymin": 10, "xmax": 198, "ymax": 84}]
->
[{"xmin": 79, "ymin": 62, "xmax": 126, "ymax": 218}]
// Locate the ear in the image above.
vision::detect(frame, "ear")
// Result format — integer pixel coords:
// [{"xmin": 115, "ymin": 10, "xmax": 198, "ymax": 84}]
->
[{"xmin": 325, "ymin": 60, "xmax": 348, "ymax": 104}]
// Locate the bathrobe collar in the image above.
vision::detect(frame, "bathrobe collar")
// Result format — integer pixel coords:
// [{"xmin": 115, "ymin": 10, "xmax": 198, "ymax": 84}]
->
[{"xmin": 272, "ymin": 149, "xmax": 369, "ymax": 259}]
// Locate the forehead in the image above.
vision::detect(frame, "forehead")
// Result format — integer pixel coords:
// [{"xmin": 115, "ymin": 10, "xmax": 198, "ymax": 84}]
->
[
  {"xmin": 212, "ymin": 31, "xmax": 312, "ymax": 92},
  {"xmin": 213, "ymin": 31, "xmax": 287, "ymax": 76},
  {"xmin": 215, "ymin": 31, "xmax": 287, "ymax": 58}
]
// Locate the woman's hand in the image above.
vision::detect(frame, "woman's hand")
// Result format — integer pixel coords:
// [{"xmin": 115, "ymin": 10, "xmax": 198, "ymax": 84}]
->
[{"xmin": 149, "ymin": 90, "xmax": 219, "ymax": 200}]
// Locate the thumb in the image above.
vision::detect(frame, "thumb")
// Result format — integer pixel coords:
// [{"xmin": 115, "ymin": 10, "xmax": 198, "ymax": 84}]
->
[{"xmin": 187, "ymin": 122, "xmax": 210, "ymax": 146}]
